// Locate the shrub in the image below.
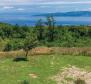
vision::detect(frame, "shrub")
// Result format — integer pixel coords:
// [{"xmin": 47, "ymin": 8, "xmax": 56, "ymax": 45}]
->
[
  {"xmin": 4, "ymin": 43, "xmax": 12, "ymax": 51},
  {"xmin": 74, "ymin": 78, "xmax": 86, "ymax": 84},
  {"xmin": 21, "ymin": 80, "xmax": 29, "ymax": 84}
]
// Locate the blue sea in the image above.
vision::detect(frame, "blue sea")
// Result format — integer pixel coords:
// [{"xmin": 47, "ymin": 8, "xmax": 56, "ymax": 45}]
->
[
  {"xmin": 1, "ymin": 16, "xmax": 91, "ymax": 26},
  {"xmin": 0, "ymin": 5, "xmax": 91, "ymax": 26}
]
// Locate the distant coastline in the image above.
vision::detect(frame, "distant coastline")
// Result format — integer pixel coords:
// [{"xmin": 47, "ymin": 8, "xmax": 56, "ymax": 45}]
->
[{"xmin": 34, "ymin": 11, "xmax": 91, "ymax": 17}]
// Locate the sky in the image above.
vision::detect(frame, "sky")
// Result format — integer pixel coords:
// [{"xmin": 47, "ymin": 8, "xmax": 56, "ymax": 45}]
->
[
  {"xmin": 1, "ymin": 0, "xmax": 91, "ymax": 5},
  {"xmin": 0, "ymin": 0, "xmax": 91, "ymax": 13}
]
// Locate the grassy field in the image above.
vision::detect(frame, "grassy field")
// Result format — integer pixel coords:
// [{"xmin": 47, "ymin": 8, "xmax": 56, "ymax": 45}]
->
[{"xmin": 0, "ymin": 54, "xmax": 91, "ymax": 84}]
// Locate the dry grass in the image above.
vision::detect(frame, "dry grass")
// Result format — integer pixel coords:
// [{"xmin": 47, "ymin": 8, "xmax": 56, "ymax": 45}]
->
[
  {"xmin": 30, "ymin": 47, "xmax": 54, "ymax": 55},
  {"xmin": 0, "ymin": 47, "xmax": 91, "ymax": 58},
  {"xmin": 0, "ymin": 49, "xmax": 26, "ymax": 58},
  {"xmin": 52, "ymin": 47, "xmax": 91, "ymax": 56}
]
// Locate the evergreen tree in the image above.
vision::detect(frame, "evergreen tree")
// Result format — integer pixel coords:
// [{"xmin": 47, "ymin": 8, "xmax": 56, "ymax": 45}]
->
[
  {"xmin": 35, "ymin": 19, "xmax": 44, "ymax": 41},
  {"xmin": 45, "ymin": 16, "xmax": 56, "ymax": 41}
]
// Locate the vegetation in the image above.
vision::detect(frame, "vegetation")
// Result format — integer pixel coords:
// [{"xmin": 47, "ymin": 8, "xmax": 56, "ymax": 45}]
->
[
  {"xmin": 0, "ymin": 17, "xmax": 91, "ymax": 83},
  {"xmin": 75, "ymin": 78, "xmax": 86, "ymax": 84},
  {"xmin": 0, "ymin": 16, "xmax": 91, "ymax": 51},
  {"xmin": 21, "ymin": 80, "xmax": 30, "ymax": 84},
  {"xmin": 23, "ymin": 34, "xmax": 37, "ymax": 58},
  {"xmin": 0, "ymin": 54, "xmax": 91, "ymax": 84}
]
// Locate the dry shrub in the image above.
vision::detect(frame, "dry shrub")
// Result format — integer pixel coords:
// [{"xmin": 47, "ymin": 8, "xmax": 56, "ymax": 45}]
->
[{"xmin": 74, "ymin": 78, "xmax": 86, "ymax": 84}]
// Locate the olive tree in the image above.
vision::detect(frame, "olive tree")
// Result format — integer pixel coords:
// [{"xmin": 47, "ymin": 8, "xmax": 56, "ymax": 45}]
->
[{"xmin": 23, "ymin": 33, "xmax": 38, "ymax": 58}]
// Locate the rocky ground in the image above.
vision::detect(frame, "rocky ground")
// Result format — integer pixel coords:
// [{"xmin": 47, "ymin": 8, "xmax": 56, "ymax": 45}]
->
[{"xmin": 51, "ymin": 66, "xmax": 91, "ymax": 84}]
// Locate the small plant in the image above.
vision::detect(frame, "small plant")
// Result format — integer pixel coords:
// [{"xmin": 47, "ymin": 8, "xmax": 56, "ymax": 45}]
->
[
  {"xmin": 74, "ymin": 78, "xmax": 86, "ymax": 84},
  {"xmin": 21, "ymin": 80, "xmax": 29, "ymax": 84},
  {"xmin": 64, "ymin": 77, "xmax": 73, "ymax": 81}
]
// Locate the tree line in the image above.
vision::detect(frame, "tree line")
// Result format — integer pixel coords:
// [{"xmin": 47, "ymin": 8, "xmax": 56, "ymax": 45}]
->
[{"xmin": 0, "ymin": 16, "xmax": 91, "ymax": 51}]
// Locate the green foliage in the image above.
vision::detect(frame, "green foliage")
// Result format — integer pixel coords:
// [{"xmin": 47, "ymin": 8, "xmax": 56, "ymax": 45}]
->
[
  {"xmin": 23, "ymin": 32, "xmax": 37, "ymax": 50},
  {"xmin": 45, "ymin": 16, "xmax": 56, "ymax": 41},
  {"xmin": 4, "ymin": 42, "xmax": 12, "ymax": 51},
  {"xmin": 4, "ymin": 39, "xmax": 24, "ymax": 51},
  {"xmin": 35, "ymin": 19, "xmax": 44, "ymax": 41},
  {"xmin": 21, "ymin": 80, "xmax": 29, "ymax": 84},
  {"xmin": 23, "ymin": 33, "xmax": 38, "ymax": 57},
  {"xmin": 0, "ymin": 16, "xmax": 91, "ymax": 51}
]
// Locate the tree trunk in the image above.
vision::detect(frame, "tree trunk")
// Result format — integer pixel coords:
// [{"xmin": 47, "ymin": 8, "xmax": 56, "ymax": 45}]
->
[{"xmin": 25, "ymin": 50, "xmax": 28, "ymax": 58}]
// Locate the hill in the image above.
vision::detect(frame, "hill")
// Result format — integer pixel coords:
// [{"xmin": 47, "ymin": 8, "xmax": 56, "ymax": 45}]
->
[{"xmin": 34, "ymin": 11, "xmax": 91, "ymax": 17}]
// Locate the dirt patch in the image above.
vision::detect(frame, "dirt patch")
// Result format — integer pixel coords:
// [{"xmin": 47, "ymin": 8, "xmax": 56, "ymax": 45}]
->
[
  {"xmin": 29, "ymin": 73, "xmax": 38, "ymax": 79},
  {"xmin": 51, "ymin": 66, "xmax": 91, "ymax": 84}
]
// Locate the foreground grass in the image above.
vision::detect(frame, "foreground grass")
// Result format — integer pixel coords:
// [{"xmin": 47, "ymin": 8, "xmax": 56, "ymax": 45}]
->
[{"xmin": 0, "ymin": 55, "xmax": 91, "ymax": 84}]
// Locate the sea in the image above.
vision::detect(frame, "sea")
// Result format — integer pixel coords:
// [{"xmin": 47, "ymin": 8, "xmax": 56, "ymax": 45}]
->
[{"xmin": 0, "ymin": 7, "xmax": 91, "ymax": 26}]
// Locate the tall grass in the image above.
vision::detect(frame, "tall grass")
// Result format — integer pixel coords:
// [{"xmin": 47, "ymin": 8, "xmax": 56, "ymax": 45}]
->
[
  {"xmin": 52, "ymin": 47, "xmax": 91, "ymax": 56},
  {"xmin": 0, "ymin": 47, "xmax": 91, "ymax": 58}
]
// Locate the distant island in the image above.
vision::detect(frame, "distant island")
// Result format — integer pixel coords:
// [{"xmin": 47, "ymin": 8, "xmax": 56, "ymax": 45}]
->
[{"xmin": 34, "ymin": 11, "xmax": 91, "ymax": 17}]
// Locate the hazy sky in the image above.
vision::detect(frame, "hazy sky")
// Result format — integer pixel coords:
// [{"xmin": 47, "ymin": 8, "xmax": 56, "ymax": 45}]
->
[
  {"xmin": 0, "ymin": 0, "xmax": 91, "ymax": 13},
  {"xmin": 1, "ymin": 0, "xmax": 91, "ymax": 5}
]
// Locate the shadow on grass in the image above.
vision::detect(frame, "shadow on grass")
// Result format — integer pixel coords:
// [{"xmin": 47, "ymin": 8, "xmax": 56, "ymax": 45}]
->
[{"xmin": 13, "ymin": 56, "xmax": 28, "ymax": 62}]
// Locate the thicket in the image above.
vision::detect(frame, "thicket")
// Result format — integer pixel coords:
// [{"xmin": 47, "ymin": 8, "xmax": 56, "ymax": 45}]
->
[{"xmin": 0, "ymin": 16, "xmax": 91, "ymax": 51}]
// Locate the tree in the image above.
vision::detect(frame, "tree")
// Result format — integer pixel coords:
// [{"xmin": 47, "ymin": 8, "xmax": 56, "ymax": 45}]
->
[
  {"xmin": 35, "ymin": 19, "xmax": 44, "ymax": 41},
  {"xmin": 23, "ymin": 34, "xmax": 38, "ymax": 58},
  {"xmin": 45, "ymin": 16, "xmax": 56, "ymax": 41}
]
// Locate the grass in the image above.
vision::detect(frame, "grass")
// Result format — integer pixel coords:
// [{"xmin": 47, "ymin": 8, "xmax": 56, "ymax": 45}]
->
[{"xmin": 0, "ymin": 54, "xmax": 91, "ymax": 84}]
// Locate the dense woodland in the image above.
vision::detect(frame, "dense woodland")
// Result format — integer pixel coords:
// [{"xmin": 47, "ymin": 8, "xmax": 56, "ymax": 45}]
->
[{"xmin": 0, "ymin": 16, "xmax": 91, "ymax": 51}]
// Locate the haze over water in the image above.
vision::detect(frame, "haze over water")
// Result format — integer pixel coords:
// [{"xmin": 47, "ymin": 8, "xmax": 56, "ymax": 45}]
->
[{"xmin": 0, "ymin": 0, "xmax": 91, "ymax": 25}]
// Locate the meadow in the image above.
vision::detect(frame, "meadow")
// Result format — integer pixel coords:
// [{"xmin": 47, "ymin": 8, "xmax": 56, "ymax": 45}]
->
[{"xmin": 0, "ymin": 54, "xmax": 91, "ymax": 84}]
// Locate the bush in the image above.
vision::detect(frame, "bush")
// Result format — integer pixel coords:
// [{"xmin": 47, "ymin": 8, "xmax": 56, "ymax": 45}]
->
[
  {"xmin": 74, "ymin": 78, "xmax": 86, "ymax": 84},
  {"xmin": 3, "ymin": 39, "xmax": 24, "ymax": 51},
  {"xmin": 4, "ymin": 43, "xmax": 12, "ymax": 51},
  {"xmin": 21, "ymin": 80, "xmax": 29, "ymax": 84}
]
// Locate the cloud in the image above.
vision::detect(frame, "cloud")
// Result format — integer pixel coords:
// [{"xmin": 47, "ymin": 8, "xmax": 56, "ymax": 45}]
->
[
  {"xmin": 88, "ymin": 8, "xmax": 91, "ymax": 10},
  {"xmin": 2, "ymin": 6, "xmax": 14, "ymax": 9},
  {"xmin": 38, "ymin": 5, "xmax": 50, "ymax": 8},
  {"xmin": 0, "ymin": 0, "xmax": 31, "ymax": 5},
  {"xmin": 1, "ymin": 6, "xmax": 25, "ymax": 11},
  {"xmin": 16, "ymin": 8, "xmax": 25, "ymax": 11},
  {"xmin": 35, "ymin": 1, "xmax": 91, "ymax": 5},
  {"xmin": 1, "ymin": 0, "xmax": 91, "ymax": 5}
]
